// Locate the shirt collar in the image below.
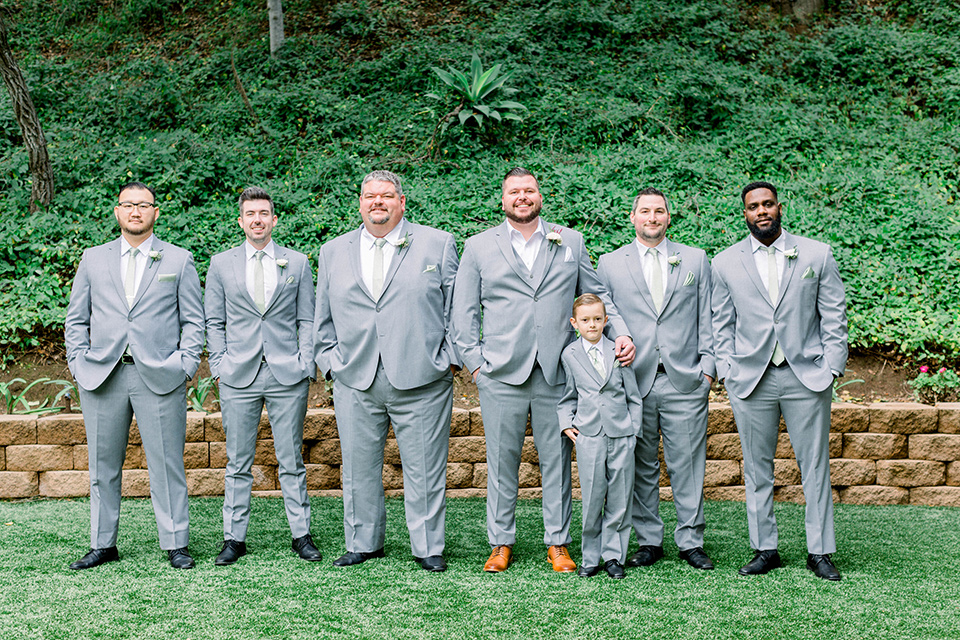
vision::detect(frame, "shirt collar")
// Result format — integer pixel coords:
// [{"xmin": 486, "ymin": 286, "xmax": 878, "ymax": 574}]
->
[
  {"xmin": 750, "ymin": 232, "xmax": 786, "ymax": 254},
  {"xmin": 506, "ymin": 218, "xmax": 545, "ymax": 243},
  {"xmin": 360, "ymin": 218, "xmax": 406, "ymax": 249},
  {"xmin": 245, "ymin": 239, "xmax": 276, "ymax": 260},
  {"xmin": 635, "ymin": 237, "xmax": 667, "ymax": 255},
  {"xmin": 581, "ymin": 336, "xmax": 605, "ymax": 355},
  {"xmin": 120, "ymin": 234, "xmax": 155, "ymax": 257}
]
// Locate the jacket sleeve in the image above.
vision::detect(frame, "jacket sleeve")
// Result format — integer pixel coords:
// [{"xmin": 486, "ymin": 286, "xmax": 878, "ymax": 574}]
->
[
  {"xmin": 203, "ymin": 259, "xmax": 227, "ymax": 379},
  {"xmin": 451, "ymin": 240, "xmax": 484, "ymax": 375},
  {"xmin": 440, "ymin": 233, "xmax": 462, "ymax": 370},
  {"xmin": 817, "ymin": 247, "xmax": 848, "ymax": 375},
  {"xmin": 696, "ymin": 250, "xmax": 717, "ymax": 379},
  {"xmin": 296, "ymin": 255, "xmax": 317, "ymax": 380},
  {"xmin": 711, "ymin": 260, "xmax": 736, "ymax": 382},
  {"xmin": 177, "ymin": 253, "xmax": 204, "ymax": 380},
  {"xmin": 557, "ymin": 355, "xmax": 579, "ymax": 433}
]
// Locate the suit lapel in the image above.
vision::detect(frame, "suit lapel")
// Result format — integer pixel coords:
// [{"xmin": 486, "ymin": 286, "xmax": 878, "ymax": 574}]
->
[
  {"xmin": 348, "ymin": 229, "xmax": 375, "ymax": 302},
  {"xmin": 531, "ymin": 224, "xmax": 559, "ymax": 292},
  {"xmin": 659, "ymin": 239, "xmax": 682, "ymax": 312},
  {"xmin": 380, "ymin": 225, "xmax": 411, "ymax": 296},
  {"xmin": 494, "ymin": 222, "xmax": 536, "ymax": 290},
  {"xmin": 624, "ymin": 244, "xmax": 658, "ymax": 315},
  {"xmin": 572, "ymin": 343, "xmax": 605, "ymax": 385},
  {"xmin": 106, "ymin": 239, "xmax": 125, "ymax": 303},
  {"xmin": 775, "ymin": 231, "xmax": 800, "ymax": 308},
  {"xmin": 230, "ymin": 246, "xmax": 260, "ymax": 313},
  {"xmin": 737, "ymin": 238, "xmax": 771, "ymax": 307},
  {"xmin": 131, "ymin": 239, "xmax": 162, "ymax": 309},
  {"xmin": 265, "ymin": 245, "xmax": 290, "ymax": 313},
  {"xmin": 601, "ymin": 338, "xmax": 616, "ymax": 386}
]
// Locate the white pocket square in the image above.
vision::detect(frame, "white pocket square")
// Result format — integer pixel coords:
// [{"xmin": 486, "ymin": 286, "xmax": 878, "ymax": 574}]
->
[
  {"xmin": 682, "ymin": 272, "xmax": 695, "ymax": 286},
  {"xmin": 563, "ymin": 247, "xmax": 574, "ymax": 262},
  {"xmin": 423, "ymin": 265, "xmax": 437, "ymax": 273},
  {"xmin": 158, "ymin": 273, "xmax": 176, "ymax": 282},
  {"xmin": 801, "ymin": 267, "xmax": 816, "ymax": 279},
  {"xmin": 286, "ymin": 276, "xmax": 295, "ymax": 284}
]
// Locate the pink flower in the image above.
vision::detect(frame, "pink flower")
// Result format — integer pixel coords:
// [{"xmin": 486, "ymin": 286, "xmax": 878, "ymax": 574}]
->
[
  {"xmin": 920, "ymin": 366, "xmax": 929, "ymax": 373},
  {"xmin": 939, "ymin": 367, "xmax": 948, "ymax": 374}
]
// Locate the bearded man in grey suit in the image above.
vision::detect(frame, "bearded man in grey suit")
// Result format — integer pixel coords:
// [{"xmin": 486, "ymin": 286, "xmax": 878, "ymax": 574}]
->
[
  {"xmin": 65, "ymin": 182, "xmax": 204, "ymax": 570},
  {"xmin": 712, "ymin": 181, "xmax": 847, "ymax": 581},
  {"xmin": 315, "ymin": 170, "xmax": 459, "ymax": 573},
  {"xmin": 205, "ymin": 186, "xmax": 320, "ymax": 566},
  {"xmin": 452, "ymin": 167, "xmax": 635, "ymax": 573},
  {"xmin": 596, "ymin": 187, "xmax": 716, "ymax": 571}
]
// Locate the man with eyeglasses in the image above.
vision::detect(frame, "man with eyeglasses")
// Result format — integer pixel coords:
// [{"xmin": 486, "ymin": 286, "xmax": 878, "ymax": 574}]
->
[{"xmin": 65, "ymin": 182, "xmax": 204, "ymax": 570}]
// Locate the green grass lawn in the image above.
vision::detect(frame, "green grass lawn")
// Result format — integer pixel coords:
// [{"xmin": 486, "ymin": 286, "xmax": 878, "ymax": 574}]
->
[{"xmin": 0, "ymin": 497, "xmax": 957, "ymax": 639}]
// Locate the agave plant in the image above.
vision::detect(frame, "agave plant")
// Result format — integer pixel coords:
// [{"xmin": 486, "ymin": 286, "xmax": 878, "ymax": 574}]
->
[{"xmin": 427, "ymin": 53, "xmax": 527, "ymax": 130}]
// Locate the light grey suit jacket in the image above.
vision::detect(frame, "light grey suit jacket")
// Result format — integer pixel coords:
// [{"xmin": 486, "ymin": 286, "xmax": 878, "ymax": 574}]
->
[
  {"xmin": 597, "ymin": 239, "xmax": 715, "ymax": 396},
  {"xmin": 65, "ymin": 237, "xmax": 204, "ymax": 395},
  {"xmin": 558, "ymin": 338, "xmax": 643, "ymax": 438},
  {"xmin": 205, "ymin": 245, "xmax": 315, "ymax": 388},
  {"xmin": 711, "ymin": 231, "xmax": 848, "ymax": 398},
  {"xmin": 314, "ymin": 221, "xmax": 460, "ymax": 391},
  {"xmin": 452, "ymin": 220, "xmax": 629, "ymax": 387}
]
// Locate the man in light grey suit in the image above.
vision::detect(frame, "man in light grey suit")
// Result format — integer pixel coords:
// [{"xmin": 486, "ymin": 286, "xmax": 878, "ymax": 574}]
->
[
  {"xmin": 315, "ymin": 170, "xmax": 459, "ymax": 572},
  {"xmin": 452, "ymin": 167, "xmax": 635, "ymax": 573},
  {"xmin": 596, "ymin": 187, "xmax": 716, "ymax": 571},
  {"xmin": 65, "ymin": 182, "xmax": 204, "ymax": 570},
  {"xmin": 712, "ymin": 181, "xmax": 847, "ymax": 581},
  {"xmin": 205, "ymin": 186, "xmax": 320, "ymax": 566}
]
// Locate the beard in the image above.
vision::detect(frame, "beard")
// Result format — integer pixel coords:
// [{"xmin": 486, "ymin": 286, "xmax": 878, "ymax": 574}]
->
[
  {"xmin": 747, "ymin": 215, "xmax": 781, "ymax": 241},
  {"xmin": 503, "ymin": 200, "xmax": 542, "ymax": 225}
]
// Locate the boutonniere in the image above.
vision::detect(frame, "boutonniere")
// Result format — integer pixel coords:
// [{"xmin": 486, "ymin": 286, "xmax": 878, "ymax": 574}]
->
[
  {"xmin": 396, "ymin": 233, "xmax": 410, "ymax": 251},
  {"xmin": 547, "ymin": 228, "xmax": 563, "ymax": 249},
  {"xmin": 147, "ymin": 250, "xmax": 162, "ymax": 267},
  {"xmin": 784, "ymin": 246, "xmax": 799, "ymax": 261},
  {"xmin": 276, "ymin": 258, "xmax": 289, "ymax": 270},
  {"xmin": 667, "ymin": 253, "xmax": 681, "ymax": 273}
]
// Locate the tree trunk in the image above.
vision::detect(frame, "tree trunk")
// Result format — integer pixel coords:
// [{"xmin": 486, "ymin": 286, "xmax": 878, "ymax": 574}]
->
[
  {"xmin": 267, "ymin": 0, "xmax": 285, "ymax": 56},
  {"xmin": 0, "ymin": 13, "xmax": 53, "ymax": 213}
]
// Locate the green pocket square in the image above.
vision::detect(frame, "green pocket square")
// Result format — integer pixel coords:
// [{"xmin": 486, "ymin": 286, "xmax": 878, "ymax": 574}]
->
[
  {"xmin": 423, "ymin": 265, "xmax": 437, "ymax": 273},
  {"xmin": 286, "ymin": 276, "xmax": 295, "ymax": 284},
  {"xmin": 801, "ymin": 267, "xmax": 816, "ymax": 279},
  {"xmin": 158, "ymin": 273, "xmax": 176, "ymax": 282},
  {"xmin": 682, "ymin": 271, "xmax": 695, "ymax": 286}
]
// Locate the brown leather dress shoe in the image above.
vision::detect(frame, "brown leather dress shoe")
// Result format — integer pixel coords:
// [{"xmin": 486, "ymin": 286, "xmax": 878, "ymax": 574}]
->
[
  {"xmin": 483, "ymin": 545, "xmax": 512, "ymax": 572},
  {"xmin": 547, "ymin": 545, "xmax": 577, "ymax": 573}
]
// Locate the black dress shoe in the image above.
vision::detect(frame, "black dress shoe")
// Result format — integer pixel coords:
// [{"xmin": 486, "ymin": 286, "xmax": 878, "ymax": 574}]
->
[
  {"xmin": 292, "ymin": 535, "xmax": 323, "ymax": 561},
  {"xmin": 69, "ymin": 547, "xmax": 119, "ymax": 570},
  {"xmin": 807, "ymin": 554, "xmax": 841, "ymax": 581},
  {"xmin": 214, "ymin": 540, "xmax": 247, "ymax": 566},
  {"xmin": 738, "ymin": 549, "xmax": 781, "ymax": 575},
  {"xmin": 577, "ymin": 564, "xmax": 601, "ymax": 577},
  {"xmin": 678, "ymin": 547, "xmax": 715, "ymax": 570},
  {"xmin": 626, "ymin": 545, "xmax": 664, "ymax": 567},
  {"xmin": 604, "ymin": 559, "xmax": 626, "ymax": 579},
  {"xmin": 332, "ymin": 548, "xmax": 385, "ymax": 567},
  {"xmin": 414, "ymin": 555, "xmax": 447, "ymax": 572},
  {"xmin": 168, "ymin": 547, "xmax": 195, "ymax": 569}
]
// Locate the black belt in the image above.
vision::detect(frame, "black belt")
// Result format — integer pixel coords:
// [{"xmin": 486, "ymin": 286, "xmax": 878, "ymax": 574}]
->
[{"xmin": 120, "ymin": 354, "xmax": 135, "ymax": 364}]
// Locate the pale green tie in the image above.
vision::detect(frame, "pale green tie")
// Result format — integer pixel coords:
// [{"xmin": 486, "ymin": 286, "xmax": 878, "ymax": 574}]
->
[
  {"xmin": 648, "ymin": 247, "xmax": 663, "ymax": 313},
  {"xmin": 589, "ymin": 346, "xmax": 605, "ymax": 378},
  {"xmin": 254, "ymin": 250, "xmax": 266, "ymax": 313},
  {"xmin": 372, "ymin": 238, "xmax": 386, "ymax": 299},
  {"xmin": 766, "ymin": 246, "xmax": 785, "ymax": 366},
  {"xmin": 125, "ymin": 247, "xmax": 139, "ymax": 309}
]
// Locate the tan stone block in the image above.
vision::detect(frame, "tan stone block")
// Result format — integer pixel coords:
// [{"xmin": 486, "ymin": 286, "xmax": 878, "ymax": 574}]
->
[
  {"xmin": 570, "ymin": 462, "xmax": 579, "ymax": 489},
  {"xmin": 256, "ymin": 412, "xmax": 272, "ymax": 440},
  {"xmin": 909, "ymin": 434, "xmax": 960, "ymax": 462},
  {"xmin": 707, "ymin": 403, "xmax": 737, "ymax": 434},
  {"xmin": 910, "ymin": 486, "xmax": 960, "ymax": 507},
  {"xmin": 517, "ymin": 487, "xmax": 542, "ymax": 499},
  {"xmin": 704, "ymin": 460, "xmax": 741, "ymax": 486},
  {"xmin": 121, "ymin": 469, "xmax": 151, "ymax": 497},
  {"xmin": 830, "ymin": 403, "xmax": 869, "ymax": 433},
  {"xmin": 123, "ymin": 445, "xmax": 145, "ymax": 469},
  {"xmin": 839, "ymin": 485, "xmax": 909, "ymax": 505},
  {"xmin": 185, "ymin": 412, "xmax": 205, "ymax": 443},
  {"xmin": 310, "ymin": 439, "xmax": 342, "ymax": 465},
  {"xmin": 704, "ymin": 486, "xmax": 745, "ymax": 501},
  {"xmin": 706, "ymin": 433, "xmax": 742, "ymax": 460},
  {"xmin": 36, "ymin": 414, "xmax": 86, "ymax": 445},
  {"xmin": 829, "ymin": 459, "xmax": 876, "ymax": 486},
  {"xmin": 253, "ymin": 439, "xmax": 277, "ymax": 466},
  {"xmin": 449, "ymin": 436, "xmax": 487, "ymax": 463},
  {"xmin": 205, "ymin": 413, "xmax": 225, "ymax": 442},
  {"xmin": 829, "ymin": 433, "xmax": 843, "ymax": 458},
  {"xmin": 0, "ymin": 415, "xmax": 37, "ymax": 445},
  {"xmin": 6, "ymin": 445, "xmax": 73, "ymax": 471},
  {"xmin": 251, "ymin": 465, "xmax": 276, "ymax": 491},
  {"xmin": 0, "ymin": 447, "xmax": 4, "ymax": 471},
  {"xmin": 520, "ymin": 436, "xmax": 539, "ymax": 464},
  {"xmin": 186, "ymin": 468, "xmax": 226, "ymax": 495},
  {"xmin": 775, "ymin": 434, "xmax": 795, "ymax": 459},
  {"xmin": 209, "ymin": 442, "xmax": 228, "ymax": 468},
  {"xmin": 129, "ymin": 418, "xmax": 141, "ymax": 445},
  {"xmin": 39, "ymin": 470, "xmax": 89, "ymax": 497},
  {"xmin": 183, "ymin": 443, "xmax": 209, "ymax": 469},
  {"xmin": 843, "ymin": 433, "xmax": 907, "ymax": 460},
  {"xmin": 382, "ymin": 463, "xmax": 404, "ymax": 490},
  {"xmin": 774, "ymin": 459, "xmax": 801, "ymax": 486},
  {"xmin": 877, "ymin": 460, "xmax": 945, "ymax": 487},
  {"xmin": 450, "ymin": 408, "xmax": 471, "ymax": 437},
  {"xmin": 473, "ymin": 463, "xmax": 487, "ymax": 488},
  {"xmin": 303, "ymin": 409, "xmax": 338, "ymax": 440},
  {"xmin": 446, "ymin": 488, "xmax": 486, "ymax": 498},
  {"xmin": 0, "ymin": 471, "xmax": 38, "ymax": 497},
  {"xmin": 938, "ymin": 403, "xmax": 960, "ymax": 434},
  {"xmin": 947, "ymin": 461, "xmax": 960, "ymax": 486},
  {"xmin": 305, "ymin": 463, "xmax": 340, "ymax": 490},
  {"xmin": 469, "ymin": 407, "xmax": 484, "ymax": 436},
  {"xmin": 73, "ymin": 445, "xmax": 87, "ymax": 470},
  {"xmin": 446, "ymin": 463, "xmax": 473, "ymax": 489},
  {"xmin": 658, "ymin": 454, "xmax": 670, "ymax": 487},
  {"xmin": 659, "ymin": 487, "xmax": 674, "ymax": 502},
  {"xmin": 868, "ymin": 403, "xmax": 938, "ymax": 434},
  {"xmin": 774, "ymin": 485, "xmax": 840, "ymax": 504},
  {"xmin": 518, "ymin": 463, "xmax": 541, "ymax": 488}
]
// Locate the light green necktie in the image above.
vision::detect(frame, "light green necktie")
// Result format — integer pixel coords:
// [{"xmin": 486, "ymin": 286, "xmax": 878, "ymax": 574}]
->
[
  {"xmin": 372, "ymin": 238, "xmax": 386, "ymax": 299},
  {"xmin": 766, "ymin": 246, "xmax": 785, "ymax": 366},
  {"xmin": 254, "ymin": 250, "xmax": 266, "ymax": 313},
  {"xmin": 648, "ymin": 247, "xmax": 663, "ymax": 313},
  {"xmin": 589, "ymin": 346, "xmax": 605, "ymax": 378},
  {"xmin": 125, "ymin": 247, "xmax": 139, "ymax": 309}
]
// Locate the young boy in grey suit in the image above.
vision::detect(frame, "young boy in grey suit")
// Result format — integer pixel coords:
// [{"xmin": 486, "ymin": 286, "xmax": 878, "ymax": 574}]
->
[{"xmin": 558, "ymin": 294, "xmax": 643, "ymax": 579}]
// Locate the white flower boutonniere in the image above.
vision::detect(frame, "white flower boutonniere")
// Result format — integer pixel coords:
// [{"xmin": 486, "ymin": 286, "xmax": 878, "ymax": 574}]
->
[
  {"xmin": 667, "ymin": 253, "xmax": 681, "ymax": 273},
  {"xmin": 784, "ymin": 246, "xmax": 799, "ymax": 261},
  {"xmin": 396, "ymin": 233, "xmax": 411, "ymax": 251},
  {"xmin": 546, "ymin": 230, "xmax": 563, "ymax": 248},
  {"xmin": 147, "ymin": 250, "xmax": 162, "ymax": 267},
  {"xmin": 276, "ymin": 259, "xmax": 289, "ymax": 270}
]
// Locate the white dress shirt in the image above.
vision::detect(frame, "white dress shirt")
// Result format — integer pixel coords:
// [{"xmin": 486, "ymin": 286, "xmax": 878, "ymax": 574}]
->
[
  {"xmin": 506, "ymin": 218, "xmax": 545, "ymax": 271},
  {"xmin": 750, "ymin": 233, "xmax": 786, "ymax": 291},
  {"xmin": 360, "ymin": 219, "xmax": 405, "ymax": 294},
  {"xmin": 581, "ymin": 337, "xmax": 606, "ymax": 370},
  {"xmin": 245, "ymin": 240, "xmax": 279, "ymax": 307},
  {"xmin": 636, "ymin": 238, "xmax": 669, "ymax": 301},
  {"xmin": 120, "ymin": 234, "xmax": 155, "ymax": 297}
]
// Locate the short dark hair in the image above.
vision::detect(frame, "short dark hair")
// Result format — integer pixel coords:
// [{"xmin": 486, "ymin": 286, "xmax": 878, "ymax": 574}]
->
[
  {"xmin": 118, "ymin": 181, "xmax": 156, "ymax": 202},
  {"xmin": 631, "ymin": 187, "xmax": 670, "ymax": 214},
  {"xmin": 572, "ymin": 293, "xmax": 605, "ymax": 316},
  {"xmin": 741, "ymin": 181, "xmax": 778, "ymax": 204},
  {"xmin": 502, "ymin": 166, "xmax": 539, "ymax": 189},
  {"xmin": 238, "ymin": 186, "xmax": 275, "ymax": 215}
]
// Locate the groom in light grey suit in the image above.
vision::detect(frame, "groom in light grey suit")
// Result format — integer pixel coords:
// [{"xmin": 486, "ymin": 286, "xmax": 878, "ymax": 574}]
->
[
  {"xmin": 205, "ymin": 186, "xmax": 320, "ymax": 566},
  {"xmin": 65, "ymin": 182, "xmax": 204, "ymax": 570},
  {"xmin": 452, "ymin": 167, "xmax": 635, "ymax": 573},
  {"xmin": 597, "ymin": 187, "xmax": 716, "ymax": 571},
  {"xmin": 315, "ymin": 170, "xmax": 460, "ymax": 573},
  {"xmin": 712, "ymin": 181, "xmax": 847, "ymax": 581}
]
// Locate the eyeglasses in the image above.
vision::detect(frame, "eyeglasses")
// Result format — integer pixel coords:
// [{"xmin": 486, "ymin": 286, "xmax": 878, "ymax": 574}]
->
[{"xmin": 118, "ymin": 202, "xmax": 156, "ymax": 212}]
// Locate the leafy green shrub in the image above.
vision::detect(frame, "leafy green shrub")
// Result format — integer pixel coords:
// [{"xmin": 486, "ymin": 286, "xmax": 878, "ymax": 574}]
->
[{"xmin": 908, "ymin": 366, "xmax": 960, "ymax": 404}]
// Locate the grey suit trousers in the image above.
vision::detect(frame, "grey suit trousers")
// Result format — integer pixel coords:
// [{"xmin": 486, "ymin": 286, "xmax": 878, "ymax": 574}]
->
[
  {"xmin": 576, "ymin": 432, "xmax": 635, "ymax": 567},
  {"xmin": 221, "ymin": 364, "xmax": 311, "ymax": 541},
  {"xmin": 729, "ymin": 364, "xmax": 836, "ymax": 555},
  {"xmin": 633, "ymin": 372, "xmax": 709, "ymax": 551},
  {"xmin": 79, "ymin": 362, "xmax": 189, "ymax": 550},
  {"xmin": 477, "ymin": 366, "xmax": 573, "ymax": 547},
  {"xmin": 333, "ymin": 366, "xmax": 452, "ymax": 558}
]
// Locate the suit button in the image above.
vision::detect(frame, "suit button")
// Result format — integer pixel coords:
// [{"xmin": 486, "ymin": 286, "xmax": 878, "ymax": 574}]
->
[
  {"xmin": 376, "ymin": 307, "xmax": 381, "ymax": 312},
  {"xmin": 774, "ymin": 319, "xmax": 779, "ymax": 324},
  {"xmin": 534, "ymin": 296, "xmax": 539, "ymax": 301},
  {"xmin": 657, "ymin": 320, "xmax": 661, "ymax": 325},
  {"xmin": 655, "ymin": 345, "xmax": 660, "ymax": 351}
]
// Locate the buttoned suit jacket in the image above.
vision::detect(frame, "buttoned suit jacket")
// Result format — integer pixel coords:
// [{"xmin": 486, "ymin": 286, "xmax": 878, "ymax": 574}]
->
[
  {"xmin": 314, "ymin": 221, "xmax": 460, "ymax": 390},
  {"xmin": 711, "ymin": 230, "xmax": 848, "ymax": 398},
  {"xmin": 597, "ymin": 239, "xmax": 715, "ymax": 396},
  {"xmin": 205, "ymin": 245, "xmax": 315, "ymax": 387},
  {"xmin": 65, "ymin": 238, "xmax": 204, "ymax": 394},
  {"xmin": 452, "ymin": 220, "xmax": 629, "ymax": 387},
  {"xmin": 558, "ymin": 338, "xmax": 643, "ymax": 438}
]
